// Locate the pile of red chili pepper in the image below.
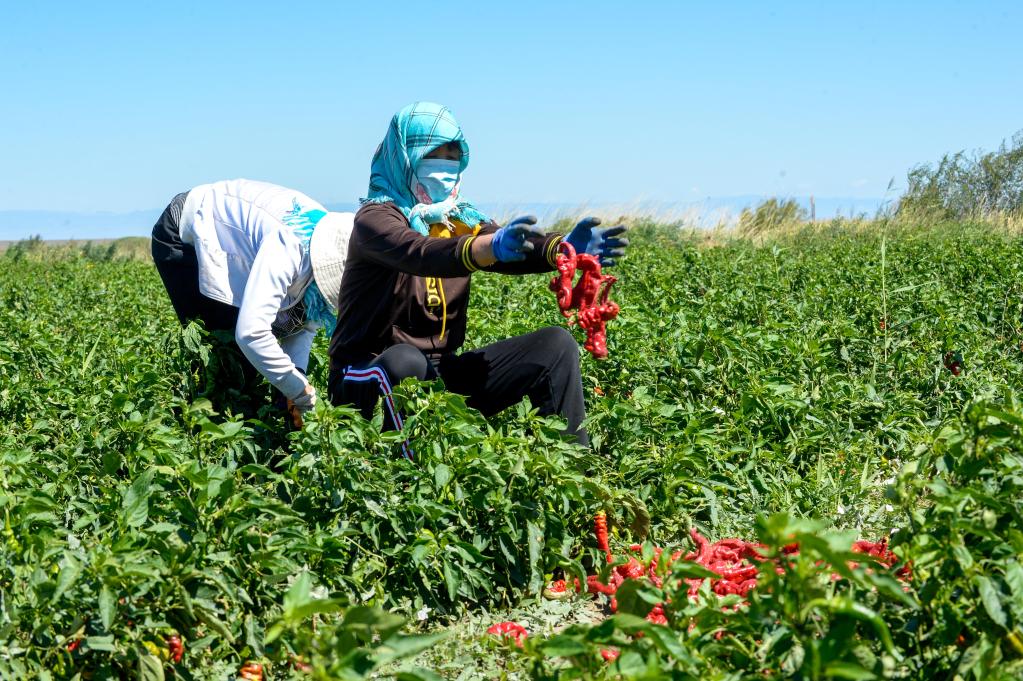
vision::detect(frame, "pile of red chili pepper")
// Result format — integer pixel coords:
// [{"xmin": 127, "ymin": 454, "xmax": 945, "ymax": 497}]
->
[
  {"xmin": 486, "ymin": 512, "xmax": 910, "ymax": 648},
  {"xmin": 549, "ymin": 242, "xmax": 619, "ymax": 359},
  {"xmin": 583, "ymin": 522, "xmax": 909, "ymax": 617}
]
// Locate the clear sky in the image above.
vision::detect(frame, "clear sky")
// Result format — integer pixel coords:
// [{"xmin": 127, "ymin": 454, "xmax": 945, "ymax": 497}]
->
[{"xmin": 1, "ymin": 0, "xmax": 1021, "ymax": 214}]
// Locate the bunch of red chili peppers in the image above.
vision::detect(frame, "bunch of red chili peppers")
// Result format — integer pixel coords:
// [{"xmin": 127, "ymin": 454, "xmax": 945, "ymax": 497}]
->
[{"xmin": 549, "ymin": 242, "xmax": 619, "ymax": 359}]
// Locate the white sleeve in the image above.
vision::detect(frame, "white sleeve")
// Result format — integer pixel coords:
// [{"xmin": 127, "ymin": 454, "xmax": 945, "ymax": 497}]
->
[
  {"xmin": 280, "ymin": 325, "xmax": 318, "ymax": 373},
  {"xmin": 235, "ymin": 232, "xmax": 311, "ymax": 400}
]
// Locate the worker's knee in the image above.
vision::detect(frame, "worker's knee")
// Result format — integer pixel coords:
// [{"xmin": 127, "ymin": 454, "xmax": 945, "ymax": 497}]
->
[{"xmin": 374, "ymin": 344, "xmax": 430, "ymax": 384}]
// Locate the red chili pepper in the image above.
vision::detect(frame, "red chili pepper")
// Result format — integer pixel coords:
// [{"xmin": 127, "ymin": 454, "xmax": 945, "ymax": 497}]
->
[
  {"xmin": 543, "ymin": 579, "xmax": 572, "ymax": 600},
  {"xmin": 285, "ymin": 399, "xmax": 304, "ymax": 428},
  {"xmin": 646, "ymin": 603, "xmax": 668, "ymax": 625},
  {"xmin": 600, "ymin": 648, "xmax": 620, "ymax": 662},
  {"xmin": 239, "ymin": 662, "xmax": 263, "ymax": 681},
  {"xmin": 717, "ymin": 565, "xmax": 759, "ymax": 581},
  {"xmin": 166, "ymin": 634, "xmax": 183, "ymax": 663},
  {"xmin": 66, "ymin": 639, "xmax": 81, "ymax": 653},
  {"xmin": 586, "ymin": 574, "xmax": 617, "ymax": 595},
  {"xmin": 594, "ymin": 511, "xmax": 611, "ymax": 562},
  {"xmin": 615, "ymin": 558, "xmax": 647, "ymax": 580},
  {"xmin": 943, "ymin": 351, "xmax": 963, "ymax": 376},
  {"xmin": 487, "ymin": 621, "xmax": 528, "ymax": 647},
  {"xmin": 851, "ymin": 538, "xmax": 912, "ymax": 579}
]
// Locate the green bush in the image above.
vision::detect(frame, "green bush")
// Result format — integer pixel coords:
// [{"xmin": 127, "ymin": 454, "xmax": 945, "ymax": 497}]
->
[{"xmin": 899, "ymin": 131, "xmax": 1023, "ymax": 221}]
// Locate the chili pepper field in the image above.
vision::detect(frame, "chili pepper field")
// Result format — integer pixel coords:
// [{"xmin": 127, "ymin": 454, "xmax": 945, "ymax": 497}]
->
[{"xmin": 2, "ymin": 221, "xmax": 1023, "ymax": 680}]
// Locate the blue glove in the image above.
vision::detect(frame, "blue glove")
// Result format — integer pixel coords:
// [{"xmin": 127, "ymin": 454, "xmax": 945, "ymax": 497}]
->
[
  {"xmin": 491, "ymin": 215, "xmax": 544, "ymax": 262},
  {"xmin": 564, "ymin": 217, "xmax": 629, "ymax": 266}
]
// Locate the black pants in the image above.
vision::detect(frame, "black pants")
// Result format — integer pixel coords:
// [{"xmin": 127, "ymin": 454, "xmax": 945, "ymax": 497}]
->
[
  {"xmin": 151, "ymin": 192, "xmax": 243, "ymax": 331},
  {"xmin": 328, "ymin": 327, "xmax": 589, "ymax": 457},
  {"xmin": 151, "ymin": 193, "xmax": 262, "ymax": 392}
]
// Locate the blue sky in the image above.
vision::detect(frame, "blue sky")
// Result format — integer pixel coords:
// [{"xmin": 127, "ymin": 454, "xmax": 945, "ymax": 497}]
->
[{"xmin": 1, "ymin": 1, "xmax": 1021, "ymax": 220}]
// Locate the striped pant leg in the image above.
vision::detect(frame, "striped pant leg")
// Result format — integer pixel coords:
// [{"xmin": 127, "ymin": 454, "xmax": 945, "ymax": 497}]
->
[
  {"xmin": 331, "ymin": 345, "xmax": 433, "ymax": 460},
  {"xmin": 339, "ymin": 365, "xmax": 414, "ymax": 460}
]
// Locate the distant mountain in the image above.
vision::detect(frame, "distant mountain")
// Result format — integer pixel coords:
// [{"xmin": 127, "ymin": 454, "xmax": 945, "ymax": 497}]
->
[{"xmin": 0, "ymin": 196, "xmax": 887, "ymax": 241}]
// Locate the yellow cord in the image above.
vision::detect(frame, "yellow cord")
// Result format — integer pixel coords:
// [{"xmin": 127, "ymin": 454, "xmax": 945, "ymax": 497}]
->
[
  {"xmin": 427, "ymin": 218, "xmax": 479, "ymax": 342},
  {"xmin": 438, "ymin": 278, "xmax": 447, "ymax": 341}
]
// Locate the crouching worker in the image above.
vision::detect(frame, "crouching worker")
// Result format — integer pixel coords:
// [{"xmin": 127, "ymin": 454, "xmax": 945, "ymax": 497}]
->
[
  {"xmin": 327, "ymin": 102, "xmax": 628, "ymax": 457},
  {"xmin": 151, "ymin": 179, "xmax": 352, "ymax": 425}
]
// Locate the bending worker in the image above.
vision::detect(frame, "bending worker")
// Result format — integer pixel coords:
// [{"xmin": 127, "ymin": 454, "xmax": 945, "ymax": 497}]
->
[{"xmin": 151, "ymin": 179, "xmax": 351, "ymax": 423}]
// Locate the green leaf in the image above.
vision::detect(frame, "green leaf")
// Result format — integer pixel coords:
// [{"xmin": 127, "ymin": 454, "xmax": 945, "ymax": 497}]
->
[
  {"xmin": 137, "ymin": 651, "xmax": 165, "ymax": 681},
  {"xmin": 434, "ymin": 463, "xmax": 451, "ymax": 489},
  {"xmin": 85, "ymin": 635, "xmax": 115, "ymax": 652},
  {"xmin": 613, "ymin": 579, "xmax": 663, "ymax": 617},
  {"xmin": 98, "ymin": 584, "xmax": 115, "ymax": 631},
  {"xmin": 825, "ymin": 661, "xmax": 877, "ymax": 680},
  {"xmin": 952, "ymin": 541, "xmax": 974, "ymax": 571},
  {"xmin": 805, "ymin": 597, "xmax": 899, "ymax": 660},
  {"xmin": 51, "ymin": 553, "xmax": 82, "ymax": 604},
  {"xmin": 196, "ymin": 606, "xmax": 235, "ymax": 643},
  {"xmin": 442, "ymin": 560, "xmax": 459, "ymax": 602},
  {"xmin": 526, "ymin": 520, "xmax": 544, "ymax": 593},
  {"xmin": 1006, "ymin": 560, "xmax": 1023, "ymax": 605},
  {"xmin": 396, "ymin": 670, "xmax": 446, "ymax": 681},
  {"xmin": 669, "ymin": 560, "xmax": 719, "ymax": 580},
  {"xmin": 244, "ymin": 614, "xmax": 263, "ymax": 658},
  {"xmin": 283, "ymin": 571, "xmax": 312, "ymax": 617},
  {"xmin": 644, "ymin": 624, "xmax": 690, "ymax": 662},
  {"xmin": 541, "ymin": 634, "xmax": 589, "ymax": 657},
  {"xmin": 376, "ymin": 632, "xmax": 448, "ymax": 665},
  {"xmin": 975, "ymin": 575, "xmax": 1008, "ymax": 629},
  {"xmin": 122, "ymin": 468, "xmax": 155, "ymax": 528},
  {"xmin": 290, "ymin": 598, "xmax": 345, "ymax": 622}
]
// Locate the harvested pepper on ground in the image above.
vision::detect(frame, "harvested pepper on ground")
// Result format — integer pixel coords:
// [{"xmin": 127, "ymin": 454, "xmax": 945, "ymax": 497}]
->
[
  {"xmin": 582, "ymin": 526, "xmax": 911, "ymax": 625},
  {"xmin": 487, "ymin": 621, "xmax": 528, "ymax": 647}
]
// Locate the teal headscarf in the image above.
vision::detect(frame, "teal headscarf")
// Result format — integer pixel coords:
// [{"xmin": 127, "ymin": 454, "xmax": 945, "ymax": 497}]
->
[
  {"xmin": 280, "ymin": 200, "xmax": 337, "ymax": 335},
  {"xmin": 363, "ymin": 102, "xmax": 490, "ymax": 235}
]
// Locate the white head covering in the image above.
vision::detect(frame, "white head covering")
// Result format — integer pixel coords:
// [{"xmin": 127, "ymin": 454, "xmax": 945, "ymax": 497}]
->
[{"xmin": 309, "ymin": 211, "xmax": 355, "ymax": 313}]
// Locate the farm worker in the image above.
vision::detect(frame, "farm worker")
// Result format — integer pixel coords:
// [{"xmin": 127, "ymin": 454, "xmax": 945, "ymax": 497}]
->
[
  {"xmin": 327, "ymin": 102, "xmax": 628, "ymax": 457},
  {"xmin": 151, "ymin": 180, "xmax": 351, "ymax": 423}
]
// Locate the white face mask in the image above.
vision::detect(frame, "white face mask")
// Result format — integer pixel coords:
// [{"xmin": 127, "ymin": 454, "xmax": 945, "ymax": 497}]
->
[{"xmin": 414, "ymin": 159, "xmax": 460, "ymax": 203}]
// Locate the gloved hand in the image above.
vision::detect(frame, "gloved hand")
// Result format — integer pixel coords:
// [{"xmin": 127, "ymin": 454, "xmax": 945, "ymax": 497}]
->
[
  {"xmin": 286, "ymin": 383, "xmax": 316, "ymax": 428},
  {"xmin": 491, "ymin": 215, "xmax": 544, "ymax": 262},
  {"xmin": 564, "ymin": 217, "xmax": 629, "ymax": 266}
]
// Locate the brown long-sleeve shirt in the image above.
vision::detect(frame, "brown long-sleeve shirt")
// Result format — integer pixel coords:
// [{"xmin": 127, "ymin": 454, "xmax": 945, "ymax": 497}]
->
[{"xmin": 328, "ymin": 202, "xmax": 563, "ymax": 370}]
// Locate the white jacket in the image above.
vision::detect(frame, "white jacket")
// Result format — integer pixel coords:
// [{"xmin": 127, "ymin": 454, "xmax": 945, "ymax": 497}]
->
[{"xmin": 179, "ymin": 179, "xmax": 324, "ymax": 400}]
